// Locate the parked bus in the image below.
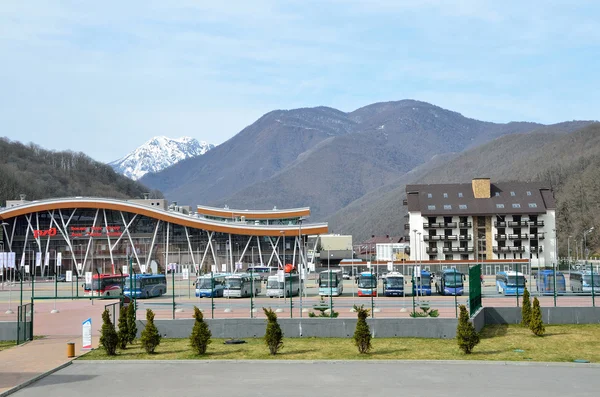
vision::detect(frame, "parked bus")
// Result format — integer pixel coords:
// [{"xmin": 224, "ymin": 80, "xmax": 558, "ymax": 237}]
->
[
  {"xmin": 536, "ymin": 269, "xmax": 566, "ymax": 295},
  {"xmin": 266, "ymin": 273, "xmax": 300, "ymax": 298},
  {"xmin": 124, "ymin": 274, "xmax": 167, "ymax": 299},
  {"xmin": 434, "ymin": 268, "xmax": 465, "ymax": 296},
  {"xmin": 224, "ymin": 273, "xmax": 262, "ymax": 298},
  {"xmin": 318, "ymin": 269, "xmax": 344, "ymax": 296},
  {"xmin": 570, "ymin": 271, "xmax": 600, "ymax": 293},
  {"xmin": 382, "ymin": 272, "xmax": 405, "ymax": 297},
  {"xmin": 246, "ymin": 265, "xmax": 277, "ymax": 281},
  {"xmin": 194, "ymin": 273, "xmax": 228, "ymax": 298},
  {"xmin": 495, "ymin": 271, "xmax": 526, "ymax": 296},
  {"xmin": 84, "ymin": 273, "xmax": 127, "ymax": 297},
  {"xmin": 412, "ymin": 269, "xmax": 432, "ymax": 296},
  {"xmin": 357, "ymin": 271, "xmax": 377, "ymax": 297}
]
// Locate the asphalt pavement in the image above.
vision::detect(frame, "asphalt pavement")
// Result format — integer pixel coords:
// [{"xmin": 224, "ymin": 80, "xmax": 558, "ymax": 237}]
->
[{"xmin": 10, "ymin": 360, "xmax": 600, "ymax": 397}]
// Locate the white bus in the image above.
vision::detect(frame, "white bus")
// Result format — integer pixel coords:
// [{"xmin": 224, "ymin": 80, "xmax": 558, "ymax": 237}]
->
[
  {"xmin": 318, "ymin": 269, "xmax": 343, "ymax": 296},
  {"xmin": 246, "ymin": 265, "xmax": 277, "ymax": 281},
  {"xmin": 570, "ymin": 271, "xmax": 600, "ymax": 293},
  {"xmin": 223, "ymin": 273, "xmax": 261, "ymax": 298},
  {"xmin": 266, "ymin": 273, "xmax": 300, "ymax": 298},
  {"xmin": 195, "ymin": 273, "xmax": 228, "ymax": 298}
]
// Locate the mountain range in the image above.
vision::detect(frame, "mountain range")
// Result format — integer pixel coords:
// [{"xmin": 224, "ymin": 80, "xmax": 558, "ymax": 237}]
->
[{"xmin": 110, "ymin": 136, "xmax": 213, "ymax": 180}]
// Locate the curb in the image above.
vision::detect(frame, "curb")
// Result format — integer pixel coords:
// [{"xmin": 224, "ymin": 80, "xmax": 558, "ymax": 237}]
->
[{"xmin": 0, "ymin": 361, "xmax": 73, "ymax": 397}]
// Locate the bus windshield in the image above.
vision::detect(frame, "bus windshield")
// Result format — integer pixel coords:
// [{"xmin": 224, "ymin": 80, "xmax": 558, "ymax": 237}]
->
[
  {"xmin": 506, "ymin": 275, "xmax": 526, "ymax": 286},
  {"xmin": 583, "ymin": 275, "xmax": 600, "ymax": 287},
  {"xmin": 320, "ymin": 277, "xmax": 338, "ymax": 288},
  {"xmin": 443, "ymin": 274, "xmax": 463, "ymax": 287},
  {"xmin": 267, "ymin": 279, "xmax": 281, "ymax": 289},
  {"xmin": 226, "ymin": 279, "xmax": 242, "ymax": 289},
  {"xmin": 386, "ymin": 277, "xmax": 404, "ymax": 288},
  {"xmin": 358, "ymin": 276, "xmax": 376, "ymax": 289},
  {"xmin": 197, "ymin": 279, "xmax": 212, "ymax": 289}
]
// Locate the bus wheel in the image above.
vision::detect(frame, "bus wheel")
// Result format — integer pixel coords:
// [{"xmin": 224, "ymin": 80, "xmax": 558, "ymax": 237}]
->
[
  {"xmin": 146, "ymin": 291, "xmax": 150, "ymax": 298},
  {"xmin": 106, "ymin": 292, "xmax": 110, "ymax": 297}
]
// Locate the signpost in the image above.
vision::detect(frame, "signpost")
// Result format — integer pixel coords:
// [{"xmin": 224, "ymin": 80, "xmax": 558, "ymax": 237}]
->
[{"xmin": 82, "ymin": 318, "xmax": 92, "ymax": 350}]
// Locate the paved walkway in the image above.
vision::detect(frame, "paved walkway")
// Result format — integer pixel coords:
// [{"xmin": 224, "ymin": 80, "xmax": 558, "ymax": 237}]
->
[{"xmin": 0, "ymin": 335, "xmax": 98, "ymax": 395}]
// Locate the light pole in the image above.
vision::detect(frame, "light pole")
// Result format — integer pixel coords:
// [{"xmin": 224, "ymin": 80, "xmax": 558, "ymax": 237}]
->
[
  {"xmin": 568, "ymin": 235, "xmax": 572, "ymax": 280},
  {"xmin": 584, "ymin": 227, "xmax": 595, "ymax": 307},
  {"xmin": 328, "ymin": 249, "xmax": 333, "ymax": 317}
]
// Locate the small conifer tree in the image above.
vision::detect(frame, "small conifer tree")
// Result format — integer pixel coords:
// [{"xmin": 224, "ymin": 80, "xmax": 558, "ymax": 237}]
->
[
  {"xmin": 127, "ymin": 302, "xmax": 137, "ymax": 344},
  {"xmin": 521, "ymin": 287, "xmax": 532, "ymax": 327},
  {"xmin": 117, "ymin": 305, "xmax": 129, "ymax": 349},
  {"xmin": 263, "ymin": 307, "xmax": 283, "ymax": 355},
  {"xmin": 141, "ymin": 309, "xmax": 161, "ymax": 354},
  {"xmin": 529, "ymin": 297, "xmax": 545, "ymax": 336},
  {"xmin": 353, "ymin": 305, "xmax": 372, "ymax": 354},
  {"xmin": 99, "ymin": 309, "xmax": 118, "ymax": 356},
  {"xmin": 190, "ymin": 306, "xmax": 212, "ymax": 355},
  {"xmin": 456, "ymin": 304, "xmax": 480, "ymax": 354}
]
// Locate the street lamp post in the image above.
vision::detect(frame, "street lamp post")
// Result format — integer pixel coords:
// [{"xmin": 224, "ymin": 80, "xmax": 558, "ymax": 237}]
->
[
  {"xmin": 568, "ymin": 235, "xmax": 572, "ymax": 280},
  {"xmin": 584, "ymin": 227, "xmax": 595, "ymax": 307}
]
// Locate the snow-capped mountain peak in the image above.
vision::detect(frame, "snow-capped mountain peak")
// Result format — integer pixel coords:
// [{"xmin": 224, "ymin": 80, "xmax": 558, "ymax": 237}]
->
[{"xmin": 109, "ymin": 136, "xmax": 214, "ymax": 180}]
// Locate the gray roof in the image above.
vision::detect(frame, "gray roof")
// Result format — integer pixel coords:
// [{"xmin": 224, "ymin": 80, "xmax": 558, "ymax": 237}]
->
[{"xmin": 405, "ymin": 181, "xmax": 555, "ymax": 216}]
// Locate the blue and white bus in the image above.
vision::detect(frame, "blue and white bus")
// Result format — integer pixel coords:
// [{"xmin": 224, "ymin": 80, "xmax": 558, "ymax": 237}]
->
[
  {"xmin": 412, "ymin": 269, "xmax": 432, "ymax": 296},
  {"xmin": 123, "ymin": 274, "xmax": 167, "ymax": 299},
  {"xmin": 495, "ymin": 271, "xmax": 526, "ymax": 295},
  {"xmin": 224, "ymin": 273, "xmax": 262, "ymax": 298},
  {"xmin": 434, "ymin": 268, "xmax": 465, "ymax": 296},
  {"xmin": 570, "ymin": 271, "xmax": 600, "ymax": 293},
  {"xmin": 357, "ymin": 271, "xmax": 377, "ymax": 297},
  {"xmin": 318, "ymin": 269, "xmax": 343, "ymax": 296},
  {"xmin": 194, "ymin": 273, "xmax": 228, "ymax": 297},
  {"xmin": 382, "ymin": 272, "xmax": 405, "ymax": 296},
  {"xmin": 536, "ymin": 269, "xmax": 566, "ymax": 295}
]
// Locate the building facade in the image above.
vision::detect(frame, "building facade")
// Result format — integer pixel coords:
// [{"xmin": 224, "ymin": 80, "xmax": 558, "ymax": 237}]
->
[
  {"xmin": 404, "ymin": 178, "xmax": 556, "ymax": 268},
  {"xmin": 0, "ymin": 197, "xmax": 327, "ymax": 278}
]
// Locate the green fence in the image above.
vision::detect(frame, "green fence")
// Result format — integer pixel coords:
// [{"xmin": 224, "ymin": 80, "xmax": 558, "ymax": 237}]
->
[
  {"xmin": 17, "ymin": 301, "xmax": 33, "ymax": 345},
  {"xmin": 469, "ymin": 264, "xmax": 482, "ymax": 316}
]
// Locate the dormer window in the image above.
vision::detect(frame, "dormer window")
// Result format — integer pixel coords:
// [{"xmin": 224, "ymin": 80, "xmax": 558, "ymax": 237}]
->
[{"xmin": 443, "ymin": 193, "xmax": 448, "ymax": 198}]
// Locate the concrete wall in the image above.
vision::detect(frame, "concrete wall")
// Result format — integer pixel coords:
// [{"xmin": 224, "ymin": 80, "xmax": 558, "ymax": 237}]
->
[
  {"xmin": 483, "ymin": 307, "xmax": 600, "ymax": 326},
  {"xmin": 471, "ymin": 307, "xmax": 486, "ymax": 332},
  {"xmin": 136, "ymin": 318, "xmax": 459, "ymax": 339},
  {"xmin": 0, "ymin": 322, "xmax": 17, "ymax": 341}
]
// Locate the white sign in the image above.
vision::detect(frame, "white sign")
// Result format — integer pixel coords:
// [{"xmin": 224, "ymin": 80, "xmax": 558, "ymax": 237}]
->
[
  {"xmin": 211, "ymin": 265, "xmax": 217, "ymax": 273},
  {"xmin": 122, "ymin": 265, "xmax": 129, "ymax": 275},
  {"xmin": 308, "ymin": 262, "xmax": 315, "ymax": 272},
  {"xmin": 0, "ymin": 252, "xmax": 4, "ymax": 268},
  {"xmin": 77, "ymin": 262, "xmax": 82, "ymax": 271},
  {"xmin": 66, "ymin": 270, "xmax": 73, "ymax": 282},
  {"xmin": 182, "ymin": 268, "xmax": 189, "ymax": 280},
  {"xmin": 387, "ymin": 261, "xmax": 393, "ymax": 272},
  {"xmin": 85, "ymin": 272, "xmax": 93, "ymax": 285},
  {"xmin": 367, "ymin": 261, "xmax": 371, "ymax": 269},
  {"xmin": 44, "ymin": 252, "xmax": 50, "ymax": 268},
  {"xmin": 36, "ymin": 252, "xmax": 42, "ymax": 267},
  {"xmin": 277, "ymin": 269, "xmax": 285, "ymax": 283},
  {"xmin": 56, "ymin": 252, "xmax": 62, "ymax": 267},
  {"xmin": 300, "ymin": 268, "xmax": 306, "ymax": 280},
  {"xmin": 235, "ymin": 262, "xmax": 243, "ymax": 270},
  {"xmin": 414, "ymin": 266, "xmax": 421, "ymax": 277},
  {"xmin": 140, "ymin": 265, "xmax": 147, "ymax": 274},
  {"xmin": 221, "ymin": 263, "xmax": 227, "ymax": 272},
  {"xmin": 8, "ymin": 252, "xmax": 16, "ymax": 268},
  {"xmin": 25, "ymin": 265, "xmax": 30, "ymax": 274},
  {"xmin": 20, "ymin": 255, "xmax": 25, "ymax": 269},
  {"xmin": 82, "ymin": 318, "xmax": 92, "ymax": 350}
]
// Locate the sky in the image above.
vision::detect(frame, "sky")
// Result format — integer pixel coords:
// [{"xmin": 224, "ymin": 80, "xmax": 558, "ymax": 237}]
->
[{"xmin": 1, "ymin": 1, "xmax": 599, "ymax": 163}]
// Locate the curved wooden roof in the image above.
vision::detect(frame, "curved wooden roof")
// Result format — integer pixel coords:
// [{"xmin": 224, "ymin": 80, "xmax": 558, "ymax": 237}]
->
[
  {"xmin": 0, "ymin": 198, "xmax": 327, "ymax": 237},
  {"xmin": 196, "ymin": 205, "xmax": 310, "ymax": 220}
]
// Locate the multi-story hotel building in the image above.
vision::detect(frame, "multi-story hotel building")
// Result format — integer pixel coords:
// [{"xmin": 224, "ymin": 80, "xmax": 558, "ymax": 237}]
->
[{"xmin": 404, "ymin": 178, "xmax": 556, "ymax": 268}]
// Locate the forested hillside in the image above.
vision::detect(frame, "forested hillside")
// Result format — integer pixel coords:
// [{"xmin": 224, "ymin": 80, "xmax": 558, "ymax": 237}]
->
[{"xmin": 0, "ymin": 138, "xmax": 161, "ymax": 204}]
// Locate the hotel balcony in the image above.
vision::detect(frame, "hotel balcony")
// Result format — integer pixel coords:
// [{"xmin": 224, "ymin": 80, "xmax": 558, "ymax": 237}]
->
[
  {"xmin": 494, "ymin": 221, "xmax": 507, "ymax": 227},
  {"xmin": 530, "ymin": 233, "xmax": 545, "ymax": 240},
  {"xmin": 530, "ymin": 246, "xmax": 543, "ymax": 253},
  {"xmin": 459, "ymin": 234, "xmax": 472, "ymax": 241},
  {"xmin": 495, "ymin": 234, "xmax": 507, "ymax": 241},
  {"xmin": 458, "ymin": 222, "xmax": 472, "ymax": 228},
  {"xmin": 493, "ymin": 246, "xmax": 526, "ymax": 253},
  {"xmin": 508, "ymin": 221, "xmax": 529, "ymax": 227},
  {"xmin": 529, "ymin": 220, "xmax": 544, "ymax": 226},
  {"xmin": 423, "ymin": 222, "xmax": 457, "ymax": 228},
  {"xmin": 423, "ymin": 235, "xmax": 444, "ymax": 241},
  {"xmin": 442, "ymin": 247, "xmax": 474, "ymax": 253},
  {"xmin": 508, "ymin": 234, "xmax": 529, "ymax": 240},
  {"xmin": 426, "ymin": 247, "xmax": 438, "ymax": 254}
]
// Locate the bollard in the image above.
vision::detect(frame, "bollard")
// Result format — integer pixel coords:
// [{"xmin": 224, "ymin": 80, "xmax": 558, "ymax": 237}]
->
[{"xmin": 67, "ymin": 342, "xmax": 75, "ymax": 358}]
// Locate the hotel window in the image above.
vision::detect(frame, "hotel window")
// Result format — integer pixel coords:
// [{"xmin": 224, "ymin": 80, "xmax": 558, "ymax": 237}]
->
[
  {"xmin": 526, "ymin": 191, "xmax": 532, "ymax": 196},
  {"xmin": 428, "ymin": 205, "xmax": 436, "ymax": 210},
  {"xmin": 510, "ymin": 191, "xmax": 516, "ymax": 196},
  {"xmin": 495, "ymin": 192, "xmax": 500, "ymax": 197},
  {"xmin": 427, "ymin": 193, "xmax": 432, "ymax": 198},
  {"xmin": 528, "ymin": 203, "xmax": 537, "ymax": 208},
  {"xmin": 496, "ymin": 204, "xmax": 505, "ymax": 208},
  {"xmin": 443, "ymin": 193, "xmax": 448, "ymax": 198},
  {"xmin": 459, "ymin": 204, "xmax": 467, "ymax": 209},
  {"xmin": 444, "ymin": 205, "xmax": 452, "ymax": 210},
  {"xmin": 512, "ymin": 203, "xmax": 521, "ymax": 208},
  {"xmin": 458, "ymin": 192, "xmax": 463, "ymax": 198}
]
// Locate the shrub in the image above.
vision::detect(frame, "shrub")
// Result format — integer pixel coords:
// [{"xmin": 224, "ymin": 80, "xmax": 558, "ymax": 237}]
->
[
  {"xmin": 456, "ymin": 304, "xmax": 479, "ymax": 354},
  {"xmin": 521, "ymin": 287, "xmax": 532, "ymax": 327},
  {"xmin": 529, "ymin": 297, "xmax": 545, "ymax": 336},
  {"xmin": 126, "ymin": 302, "xmax": 137, "ymax": 344},
  {"xmin": 190, "ymin": 306, "xmax": 212, "ymax": 355},
  {"xmin": 140, "ymin": 309, "xmax": 161, "ymax": 354},
  {"xmin": 263, "ymin": 307, "xmax": 283, "ymax": 355},
  {"xmin": 353, "ymin": 305, "xmax": 372, "ymax": 354},
  {"xmin": 117, "ymin": 305, "xmax": 129, "ymax": 349},
  {"xmin": 99, "ymin": 309, "xmax": 118, "ymax": 356}
]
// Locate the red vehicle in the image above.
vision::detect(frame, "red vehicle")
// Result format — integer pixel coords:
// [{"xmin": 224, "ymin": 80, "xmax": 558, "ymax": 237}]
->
[{"xmin": 84, "ymin": 274, "xmax": 127, "ymax": 296}]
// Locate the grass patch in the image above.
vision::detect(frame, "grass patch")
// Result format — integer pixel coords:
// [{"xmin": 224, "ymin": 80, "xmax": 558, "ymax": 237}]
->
[
  {"xmin": 0, "ymin": 340, "xmax": 16, "ymax": 351},
  {"xmin": 79, "ymin": 324, "xmax": 600, "ymax": 362}
]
